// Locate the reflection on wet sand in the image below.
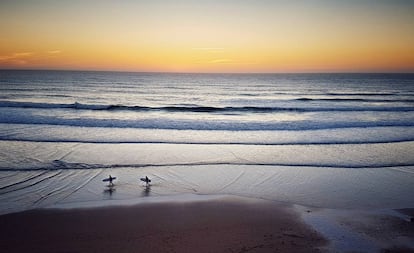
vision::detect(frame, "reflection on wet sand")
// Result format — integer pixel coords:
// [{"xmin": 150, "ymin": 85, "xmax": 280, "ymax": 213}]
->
[
  {"xmin": 142, "ymin": 185, "xmax": 151, "ymax": 197},
  {"xmin": 104, "ymin": 185, "xmax": 116, "ymax": 196}
]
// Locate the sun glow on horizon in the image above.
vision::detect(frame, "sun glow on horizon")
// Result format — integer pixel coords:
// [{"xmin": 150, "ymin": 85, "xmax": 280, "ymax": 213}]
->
[{"xmin": 1, "ymin": 0, "xmax": 413, "ymax": 73}]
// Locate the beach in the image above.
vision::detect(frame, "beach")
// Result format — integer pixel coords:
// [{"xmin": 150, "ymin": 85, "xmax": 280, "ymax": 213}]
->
[
  {"xmin": 1, "ymin": 196, "xmax": 413, "ymax": 253},
  {"xmin": 0, "ymin": 197, "xmax": 327, "ymax": 253},
  {"xmin": 0, "ymin": 71, "xmax": 413, "ymax": 252}
]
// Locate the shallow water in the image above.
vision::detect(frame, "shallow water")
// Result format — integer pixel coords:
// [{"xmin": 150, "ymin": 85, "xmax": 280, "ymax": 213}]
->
[
  {"xmin": 0, "ymin": 141, "xmax": 413, "ymax": 214},
  {"xmin": 0, "ymin": 71, "xmax": 413, "ymax": 214}
]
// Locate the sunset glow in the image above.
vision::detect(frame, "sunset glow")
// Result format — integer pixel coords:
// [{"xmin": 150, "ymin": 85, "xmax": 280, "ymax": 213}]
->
[{"xmin": 1, "ymin": 0, "xmax": 413, "ymax": 73}]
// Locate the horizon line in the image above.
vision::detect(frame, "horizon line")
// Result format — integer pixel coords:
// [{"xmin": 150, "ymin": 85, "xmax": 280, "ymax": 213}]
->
[{"xmin": 1, "ymin": 68, "xmax": 414, "ymax": 75}]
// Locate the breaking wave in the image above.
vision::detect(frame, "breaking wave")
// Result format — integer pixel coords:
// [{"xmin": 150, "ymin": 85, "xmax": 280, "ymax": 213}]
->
[{"xmin": 0, "ymin": 100, "xmax": 413, "ymax": 113}]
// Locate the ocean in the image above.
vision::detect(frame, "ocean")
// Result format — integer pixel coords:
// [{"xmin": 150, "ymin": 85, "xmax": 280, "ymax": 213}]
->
[{"xmin": 1, "ymin": 70, "xmax": 413, "ymax": 214}]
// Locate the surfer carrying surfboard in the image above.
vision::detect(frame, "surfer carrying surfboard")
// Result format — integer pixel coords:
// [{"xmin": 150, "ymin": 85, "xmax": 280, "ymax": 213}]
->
[
  {"xmin": 140, "ymin": 176, "xmax": 151, "ymax": 186},
  {"xmin": 103, "ymin": 175, "xmax": 116, "ymax": 186}
]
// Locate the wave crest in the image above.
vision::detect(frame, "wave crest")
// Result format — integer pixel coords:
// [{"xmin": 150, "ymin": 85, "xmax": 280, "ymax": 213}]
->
[{"xmin": 1, "ymin": 100, "xmax": 413, "ymax": 113}]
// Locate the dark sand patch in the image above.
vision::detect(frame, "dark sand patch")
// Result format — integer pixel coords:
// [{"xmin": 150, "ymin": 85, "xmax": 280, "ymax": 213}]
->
[{"xmin": 0, "ymin": 198, "xmax": 326, "ymax": 253}]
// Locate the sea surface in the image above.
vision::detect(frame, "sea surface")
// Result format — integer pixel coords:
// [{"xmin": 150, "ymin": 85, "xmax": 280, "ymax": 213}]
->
[{"xmin": 0, "ymin": 70, "xmax": 413, "ymax": 214}]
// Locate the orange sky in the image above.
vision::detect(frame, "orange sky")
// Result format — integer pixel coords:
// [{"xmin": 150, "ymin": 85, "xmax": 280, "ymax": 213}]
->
[{"xmin": 1, "ymin": 0, "xmax": 413, "ymax": 73}]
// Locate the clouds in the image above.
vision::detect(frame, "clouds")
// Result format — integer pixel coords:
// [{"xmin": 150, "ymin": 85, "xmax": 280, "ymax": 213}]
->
[
  {"xmin": 0, "ymin": 52, "xmax": 34, "ymax": 60},
  {"xmin": 0, "ymin": 50, "xmax": 62, "ymax": 67},
  {"xmin": 1, "ymin": 1, "xmax": 413, "ymax": 72},
  {"xmin": 208, "ymin": 59, "xmax": 234, "ymax": 64},
  {"xmin": 47, "ymin": 50, "xmax": 61, "ymax": 54},
  {"xmin": 0, "ymin": 52, "xmax": 34, "ymax": 65},
  {"xmin": 192, "ymin": 47, "xmax": 225, "ymax": 51}
]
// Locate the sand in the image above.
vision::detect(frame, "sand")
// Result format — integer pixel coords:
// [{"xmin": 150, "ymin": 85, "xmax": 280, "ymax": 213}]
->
[
  {"xmin": 0, "ymin": 197, "xmax": 327, "ymax": 253},
  {"xmin": 1, "ymin": 196, "xmax": 413, "ymax": 253}
]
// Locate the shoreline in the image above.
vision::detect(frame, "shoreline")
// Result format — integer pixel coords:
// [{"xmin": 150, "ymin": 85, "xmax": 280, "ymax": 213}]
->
[
  {"xmin": 1, "ymin": 195, "xmax": 413, "ymax": 253},
  {"xmin": 2, "ymin": 163, "xmax": 413, "ymax": 215}
]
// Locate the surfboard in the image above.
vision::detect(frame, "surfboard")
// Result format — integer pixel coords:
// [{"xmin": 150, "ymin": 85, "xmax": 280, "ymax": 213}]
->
[{"xmin": 103, "ymin": 177, "xmax": 116, "ymax": 182}]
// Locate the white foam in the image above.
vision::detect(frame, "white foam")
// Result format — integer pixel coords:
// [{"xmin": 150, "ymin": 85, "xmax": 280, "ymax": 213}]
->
[
  {"xmin": 1, "ymin": 141, "xmax": 414, "ymax": 170},
  {"xmin": 1, "ymin": 124, "xmax": 414, "ymax": 145}
]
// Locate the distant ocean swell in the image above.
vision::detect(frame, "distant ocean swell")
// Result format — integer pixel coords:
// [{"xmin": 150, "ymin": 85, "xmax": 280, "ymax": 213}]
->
[
  {"xmin": 1, "ymin": 113, "xmax": 414, "ymax": 130},
  {"xmin": 0, "ymin": 100, "xmax": 413, "ymax": 113}
]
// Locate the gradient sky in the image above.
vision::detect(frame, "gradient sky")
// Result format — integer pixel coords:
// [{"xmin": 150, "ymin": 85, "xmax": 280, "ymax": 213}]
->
[{"xmin": 1, "ymin": 0, "xmax": 413, "ymax": 73}]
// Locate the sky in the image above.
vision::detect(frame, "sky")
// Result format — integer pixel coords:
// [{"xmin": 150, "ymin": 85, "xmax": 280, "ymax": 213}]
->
[{"xmin": 1, "ymin": 0, "xmax": 413, "ymax": 73}]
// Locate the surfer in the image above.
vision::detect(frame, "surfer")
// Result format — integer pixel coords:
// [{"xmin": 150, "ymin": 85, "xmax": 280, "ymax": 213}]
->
[
  {"xmin": 140, "ymin": 176, "xmax": 151, "ymax": 186},
  {"xmin": 103, "ymin": 175, "xmax": 116, "ymax": 186}
]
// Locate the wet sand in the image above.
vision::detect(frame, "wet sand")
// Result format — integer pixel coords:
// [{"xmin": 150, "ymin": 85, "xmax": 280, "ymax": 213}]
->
[
  {"xmin": 301, "ymin": 207, "xmax": 414, "ymax": 253},
  {"xmin": 0, "ymin": 197, "xmax": 326, "ymax": 253}
]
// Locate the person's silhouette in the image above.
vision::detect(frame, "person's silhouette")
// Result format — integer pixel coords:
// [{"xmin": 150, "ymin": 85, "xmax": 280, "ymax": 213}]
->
[{"xmin": 108, "ymin": 175, "xmax": 114, "ymax": 186}]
